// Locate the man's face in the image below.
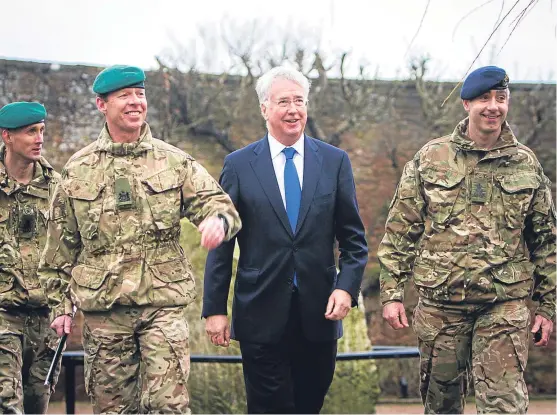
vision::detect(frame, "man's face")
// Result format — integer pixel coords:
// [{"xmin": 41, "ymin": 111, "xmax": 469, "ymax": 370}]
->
[
  {"xmin": 463, "ymin": 89, "xmax": 509, "ymax": 136},
  {"xmin": 261, "ymin": 78, "xmax": 307, "ymax": 145},
  {"xmin": 96, "ymin": 87, "xmax": 147, "ymax": 135},
  {"xmin": 2, "ymin": 122, "xmax": 45, "ymax": 162}
]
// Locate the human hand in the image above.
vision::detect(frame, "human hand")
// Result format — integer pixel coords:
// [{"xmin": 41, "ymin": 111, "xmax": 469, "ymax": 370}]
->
[
  {"xmin": 50, "ymin": 315, "xmax": 73, "ymax": 337},
  {"xmin": 205, "ymin": 315, "xmax": 230, "ymax": 347},
  {"xmin": 325, "ymin": 289, "xmax": 352, "ymax": 321},
  {"xmin": 199, "ymin": 216, "xmax": 225, "ymax": 250},
  {"xmin": 531, "ymin": 314, "xmax": 554, "ymax": 347},
  {"xmin": 382, "ymin": 302, "xmax": 409, "ymax": 330}
]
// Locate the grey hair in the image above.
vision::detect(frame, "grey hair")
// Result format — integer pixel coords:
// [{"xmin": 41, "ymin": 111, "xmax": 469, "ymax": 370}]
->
[{"xmin": 255, "ymin": 66, "xmax": 311, "ymax": 104}]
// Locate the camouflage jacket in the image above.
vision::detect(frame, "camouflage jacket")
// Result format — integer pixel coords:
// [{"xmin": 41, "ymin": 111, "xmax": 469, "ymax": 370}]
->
[
  {"xmin": 38, "ymin": 123, "xmax": 241, "ymax": 317},
  {"xmin": 0, "ymin": 145, "xmax": 60, "ymax": 309},
  {"xmin": 378, "ymin": 119, "xmax": 556, "ymax": 321}
]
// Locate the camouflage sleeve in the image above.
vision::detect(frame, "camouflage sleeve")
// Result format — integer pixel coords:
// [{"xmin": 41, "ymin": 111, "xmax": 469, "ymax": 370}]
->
[
  {"xmin": 377, "ymin": 158, "xmax": 426, "ymax": 305},
  {"xmin": 38, "ymin": 180, "xmax": 82, "ymax": 320},
  {"xmin": 525, "ymin": 172, "xmax": 556, "ymax": 322},
  {"xmin": 180, "ymin": 159, "xmax": 241, "ymax": 241}
]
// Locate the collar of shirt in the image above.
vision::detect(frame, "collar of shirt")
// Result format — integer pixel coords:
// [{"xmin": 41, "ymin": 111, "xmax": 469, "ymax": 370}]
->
[{"xmin": 267, "ymin": 133, "xmax": 304, "ymax": 161}]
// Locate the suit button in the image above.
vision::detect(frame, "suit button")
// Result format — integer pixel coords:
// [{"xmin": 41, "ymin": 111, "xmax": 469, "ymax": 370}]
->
[{"xmin": 293, "ymin": 246, "xmax": 298, "ymax": 252}]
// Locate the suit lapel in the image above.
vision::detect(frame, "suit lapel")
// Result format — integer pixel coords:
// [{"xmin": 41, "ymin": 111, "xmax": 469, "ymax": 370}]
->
[
  {"xmin": 296, "ymin": 136, "xmax": 322, "ymax": 233},
  {"xmin": 250, "ymin": 136, "xmax": 293, "ymax": 237}
]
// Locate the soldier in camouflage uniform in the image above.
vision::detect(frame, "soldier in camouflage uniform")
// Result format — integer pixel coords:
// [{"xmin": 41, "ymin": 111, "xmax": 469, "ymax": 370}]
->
[
  {"xmin": 378, "ymin": 66, "xmax": 555, "ymax": 414},
  {"xmin": 37, "ymin": 65, "xmax": 242, "ymax": 414},
  {"xmin": 0, "ymin": 102, "xmax": 61, "ymax": 414}
]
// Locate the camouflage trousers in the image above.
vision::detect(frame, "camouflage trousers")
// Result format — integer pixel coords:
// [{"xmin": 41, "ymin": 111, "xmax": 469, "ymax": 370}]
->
[
  {"xmin": 82, "ymin": 305, "xmax": 191, "ymax": 414},
  {"xmin": 0, "ymin": 307, "xmax": 61, "ymax": 414},
  {"xmin": 413, "ymin": 298, "xmax": 530, "ymax": 414}
]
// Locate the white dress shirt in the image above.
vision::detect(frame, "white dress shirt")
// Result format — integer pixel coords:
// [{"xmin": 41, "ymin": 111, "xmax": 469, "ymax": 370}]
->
[{"xmin": 268, "ymin": 134, "xmax": 304, "ymax": 209}]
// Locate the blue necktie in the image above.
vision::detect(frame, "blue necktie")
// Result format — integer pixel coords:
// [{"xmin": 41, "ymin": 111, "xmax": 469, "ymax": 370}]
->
[
  {"xmin": 283, "ymin": 147, "xmax": 301, "ymax": 231},
  {"xmin": 283, "ymin": 147, "xmax": 301, "ymax": 287}
]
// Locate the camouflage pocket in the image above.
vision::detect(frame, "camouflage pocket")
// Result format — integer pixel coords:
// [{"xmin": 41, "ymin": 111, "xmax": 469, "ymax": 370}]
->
[
  {"xmin": 158, "ymin": 312, "xmax": 190, "ymax": 385},
  {"xmin": 500, "ymin": 301, "xmax": 530, "ymax": 372},
  {"xmin": 147, "ymin": 258, "xmax": 196, "ymax": 306},
  {"xmin": 490, "ymin": 262, "xmax": 534, "ymax": 300},
  {"xmin": 82, "ymin": 323, "xmax": 101, "ymax": 397},
  {"xmin": 412, "ymin": 263, "xmax": 451, "ymax": 300},
  {"xmin": 0, "ymin": 207, "xmax": 10, "ymax": 240},
  {"xmin": 64, "ymin": 179, "xmax": 106, "ymax": 240},
  {"xmin": 71, "ymin": 265, "xmax": 112, "ymax": 310},
  {"xmin": 0, "ymin": 208, "xmax": 17, "ymax": 268},
  {"xmin": 420, "ymin": 167, "xmax": 464, "ymax": 225},
  {"xmin": 142, "ymin": 169, "xmax": 182, "ymax": 231},
  {"xmin": 496, "ymin": 173, "xmax": 539, "ymax": 229},
  {"xmin": 412, "ymin": 300, "xmax": 441, "ymax": 342},
  {"xmin": 0, "ymin": 376, "xmax": 17, "ymax": 403},
  {"xmin": 509, "ymin": 331, "xmax": 529, "ymax": 372}
]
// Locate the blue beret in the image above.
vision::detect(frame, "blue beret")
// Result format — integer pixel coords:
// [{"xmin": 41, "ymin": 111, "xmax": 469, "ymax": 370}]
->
[
  {"xmin": 0, "ymin": 102, "xmax": 47, "ymax": 129},
  {"xmin": 93, "ymin": 65, "xmax": 145, "ymax": 95},
  {"xmin": 460, "ymin": 66, "xmax": 509, "ymax": 100}
]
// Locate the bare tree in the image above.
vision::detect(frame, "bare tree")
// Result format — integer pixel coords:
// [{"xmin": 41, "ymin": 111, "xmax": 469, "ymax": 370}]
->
[
  {"xmin": 154, "ymin": 19, "xmax": 397, "ymax": 152},
  {"xmin": 409, "ymin": 56, "xmax": 463, "ymax": 137}
]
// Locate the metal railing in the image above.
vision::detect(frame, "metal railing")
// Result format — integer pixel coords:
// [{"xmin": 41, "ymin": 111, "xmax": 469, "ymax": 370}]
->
[{"xmin": 60, "ymin": 346, "xmax": 420, "ymax": 414}]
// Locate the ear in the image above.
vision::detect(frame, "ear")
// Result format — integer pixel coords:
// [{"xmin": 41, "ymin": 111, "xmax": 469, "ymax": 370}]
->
[
  {"xmin": 260, "ymin": 102, "xmax": 268, "ymax": 120},
  {"xmin": 1, "ymin": 129, "xmax": 11, "ymax": 145},
  {"xmin": 462, "ymin": 99, "xmax": 471, "ymax": 113},
  {"xmin": 259, "ymin": 103, "xmax": 269, "ymax": 121},
  {"xmin": 96, "ymin": 96, "xmax": 108, "ymax": 114}
]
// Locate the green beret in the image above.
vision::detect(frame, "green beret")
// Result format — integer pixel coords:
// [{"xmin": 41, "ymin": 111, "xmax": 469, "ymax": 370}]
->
[
  {"xmin": 93, "ymin": 65, "xmax": 146, "ymax": 95},
  {"xmin": 0, "ymin": 102, "xmax": 47, "ymax": 129}
]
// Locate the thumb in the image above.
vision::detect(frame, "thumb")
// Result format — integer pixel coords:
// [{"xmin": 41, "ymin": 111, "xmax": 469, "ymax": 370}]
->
[
  {"xmin": 531, "ymin": 316, "xmax": 542, "ymax": 333},
  {"xmin": 198, "ymin": 220, "xmax": 207, "ymax": 232},
  {"xmin": 325, "ymin": 296, "xmax": 335, "ymax": 316},
  {"xmin": 224, "ymin": 325, "xmax": 231, "ymax": 345}
]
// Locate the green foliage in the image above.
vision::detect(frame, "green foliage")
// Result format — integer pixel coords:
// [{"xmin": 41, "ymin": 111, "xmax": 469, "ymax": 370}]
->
[{"xmin": 362, "ymin": 264, "xmax": 381, "ymax": 297}]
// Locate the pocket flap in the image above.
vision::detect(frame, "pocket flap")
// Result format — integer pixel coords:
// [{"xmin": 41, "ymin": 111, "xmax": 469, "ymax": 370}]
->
[
  {"xmin": 497, "ymin": 174, "xmax": 539, "ymax": 193},
  {"xmin": 63, "ymin": 179, "xmax": 105, "ymax": 201},
  {"xmin": 420, "ymin": 168, "xmax": 464, "ymax": 189},
  {"xmin": 413, "ymin": 263, "xmax": 451, "ymax": 288},
  {"xmin": 24, "ymin": 186, "xmax": 49, "ymax": 200},
  {"xmin": 148, "ymin": 258, "xmax": 188, "ymax": 283},
  {"xmin": 142, "ymin": 168, "xmax": 184, "ymax": 193},
  {"xmin": 72, "ymin": 265, "xmax": 110, "ymax": 289},
  {"xmin": 237, "ymin": 267, "xmax": 260, "ymax": 284},
  {"xmin": 491, "ymin": 262, "xmax": 533, "ymax": 284}
]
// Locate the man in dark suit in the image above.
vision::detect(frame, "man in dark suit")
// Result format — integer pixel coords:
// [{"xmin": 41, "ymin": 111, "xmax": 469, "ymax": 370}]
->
[{"xmin": 202, "ymin": 65, "xmax": 368, "ymax": 414}]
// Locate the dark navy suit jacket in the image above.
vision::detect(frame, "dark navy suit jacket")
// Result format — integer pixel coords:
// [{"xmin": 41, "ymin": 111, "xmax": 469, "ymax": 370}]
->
[{"xmin": 202, "ymin": 135, "xmax": 368, "ymax": 343}]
